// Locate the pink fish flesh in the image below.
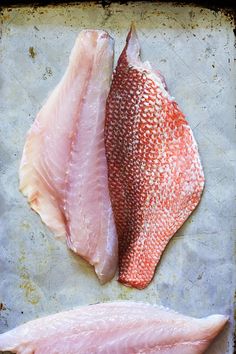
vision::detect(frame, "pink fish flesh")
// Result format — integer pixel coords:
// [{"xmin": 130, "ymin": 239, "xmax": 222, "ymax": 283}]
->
[
  {"xmin": 19, "ymin": 30, "xmax": 117, "ymax": 283},
  {"xmin": 0, "ymin": 302, "xmax": 227, "ymax": 354}
]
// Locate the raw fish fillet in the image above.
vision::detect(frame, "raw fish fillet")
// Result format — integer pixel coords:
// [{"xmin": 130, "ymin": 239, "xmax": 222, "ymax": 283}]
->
[
  {"xmin": 0, "ymin": 302, "xmax": 227, "ymax": 354},
  {"xmin": 105, "ymin": 26, "xmax": 204, "ymax": 289},
  {"xmin": 19, "ymin": 30, "xmax": 117, "ymax": 283}
]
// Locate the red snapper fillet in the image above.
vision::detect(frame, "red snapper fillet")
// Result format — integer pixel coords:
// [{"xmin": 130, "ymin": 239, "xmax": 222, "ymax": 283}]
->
[
  {"xmin": 105, "ymin": 26, "xmax": 204, "ymax": 289},
  {"xmin": 19, "ymin": 30, "xmax": 117, "ymax": 283},
  {"xmin": 0, "ymin": 302, "xmax": 227, "ymax": 354}
]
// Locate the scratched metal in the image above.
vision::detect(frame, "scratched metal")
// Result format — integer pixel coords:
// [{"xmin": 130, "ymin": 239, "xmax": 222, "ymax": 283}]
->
[{"xmin": 0, "ymin": 2, "xmax": 235, "ymax": 353}]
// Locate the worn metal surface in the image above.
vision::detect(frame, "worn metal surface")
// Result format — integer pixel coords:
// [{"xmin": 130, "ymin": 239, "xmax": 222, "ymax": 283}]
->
[{"xmin": 0, "ymin": 2, "xmax": 235, "ymax": 353}]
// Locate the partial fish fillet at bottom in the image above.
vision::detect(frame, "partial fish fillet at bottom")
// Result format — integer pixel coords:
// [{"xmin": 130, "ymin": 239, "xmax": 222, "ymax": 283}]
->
[
  {"xmin": 105, "ymin": 26, "xmax": 205, "ymax": 289},
  {"xmin": 19, "ymin": 30, "xmax": 117, "ymax": 283},
  {"xmin": 0, "ymin": 302, "xmax": 227, "ymax": 354}
]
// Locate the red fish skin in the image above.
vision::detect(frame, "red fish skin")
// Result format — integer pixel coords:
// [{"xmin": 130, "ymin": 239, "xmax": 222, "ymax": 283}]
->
[{"xmin": 105, "ymin": 26, "xmax": 205, "ymax": 290}]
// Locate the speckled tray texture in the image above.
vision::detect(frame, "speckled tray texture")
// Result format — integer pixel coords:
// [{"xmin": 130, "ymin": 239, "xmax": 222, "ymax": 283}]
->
[{"xmin": 0, "ymin": 2, "xmax": 235, "ymax": 353}]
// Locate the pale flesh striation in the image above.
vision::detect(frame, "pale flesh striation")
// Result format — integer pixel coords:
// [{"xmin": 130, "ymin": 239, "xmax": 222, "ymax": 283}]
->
[
  {"xmin": 105, "ymin": 26, "xmax": 205, "ymax": 289},
  {"xmin": 0, "ymin": 302, "xmax": 227, "ymax": 354},
  {"xmin": 19, "ymin": 30, "xmax": 117, "ymax": 283}
]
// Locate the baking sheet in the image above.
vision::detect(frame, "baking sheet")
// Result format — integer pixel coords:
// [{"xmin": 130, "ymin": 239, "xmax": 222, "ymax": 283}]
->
[{"xmin": 0, "ymin": 2, "xmax": 235, "ymax": 353}]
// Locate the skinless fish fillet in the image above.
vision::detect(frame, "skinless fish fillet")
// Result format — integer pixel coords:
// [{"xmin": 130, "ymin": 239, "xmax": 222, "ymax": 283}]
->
[
  {"xmin": 19, "ymin": 30, "xmax": 118, "ymax": 283},
  {"xmin": 0, "ymin": 302, "xmax": 227, "ymax": 354},
  {"xmin": 105, "ymin": 26, "xmax": 205, "ymax": 289}
]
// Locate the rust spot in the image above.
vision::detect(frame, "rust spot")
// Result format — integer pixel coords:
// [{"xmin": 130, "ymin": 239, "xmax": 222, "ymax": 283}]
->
[
  {"xmin": 18, "ymin": 250, "xmax": 40, "ymax": 305},
  {"xmin": 29, "ymin": 46, "xmax": 36, "ymax": 59},
  {"xmin": 0, "ymin": 303, "xmax": 6, "ymax": 311},
  {"xmin": 2, "ymin": 14, "xmax": 10, "ymax": 21}
]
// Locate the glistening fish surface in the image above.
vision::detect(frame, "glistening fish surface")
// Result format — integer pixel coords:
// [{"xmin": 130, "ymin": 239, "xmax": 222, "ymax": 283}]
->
[
  {"xmin": 0, "ymin": 301, "xmax": 227, "ymax": 354},
  {"xmin": 105, "ymin": 26, "xmax": 204, "ymax": 289},
  {"xmin": 19, "ymin": 30, "xmax": 118, "ymax": 283}
]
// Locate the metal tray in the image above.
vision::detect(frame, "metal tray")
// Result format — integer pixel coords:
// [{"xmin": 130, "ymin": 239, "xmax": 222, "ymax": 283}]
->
[{"xmin": 0, "ymin": 2, "xmax": 235, "ymax": 353}]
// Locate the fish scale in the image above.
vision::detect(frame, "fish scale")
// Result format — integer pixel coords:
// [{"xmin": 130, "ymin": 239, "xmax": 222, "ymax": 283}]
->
[{"xmin": 105, "ymin": 26, "xmax": 204, "ymax": 289}]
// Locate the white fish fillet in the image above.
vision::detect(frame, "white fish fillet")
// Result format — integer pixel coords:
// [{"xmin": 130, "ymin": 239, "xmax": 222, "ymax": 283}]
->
[
  {"xmin": 19, "ymin": 30, "xmax": 118, "ymax": 283},
  {"xmin": 0, "ymin": 302, "xmax": 227, "ymax": 354}
]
